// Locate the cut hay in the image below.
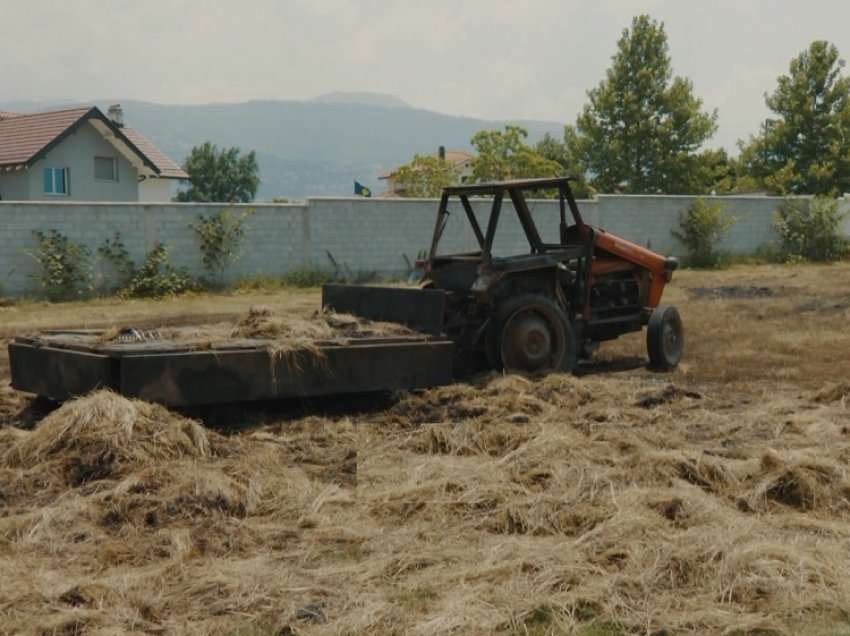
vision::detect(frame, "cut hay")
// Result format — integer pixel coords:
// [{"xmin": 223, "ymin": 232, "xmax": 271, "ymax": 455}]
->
[
  {"xmin": 95, "ymin": 305, "xmax": 419, "ymax": 372},
  {"xmin": 3, "ymin": 390, "xmax": 213, "ymax": 485},
  {"xmin": 99, "ymin": 305, "xmax": 416, "ymax": 349},
  {"xmin": 5, "ymin": 264, "xmax": 850, "ymax": 634}
]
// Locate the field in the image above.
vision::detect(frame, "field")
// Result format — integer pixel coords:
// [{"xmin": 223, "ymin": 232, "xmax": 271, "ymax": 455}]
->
[{"xmin": 2, "ymin": 264, "xmax": 850, "ymax": 635}]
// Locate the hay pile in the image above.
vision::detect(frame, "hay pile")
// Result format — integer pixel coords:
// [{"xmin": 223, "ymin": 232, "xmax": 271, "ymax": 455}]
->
[
  {"xmin": 0, "ymin": 390, "xmax": 357, "ymax": 635},
  {"xmin": 100, "ymin": 305, "xmax": 416, "ymax": 354},
  {"xmin": 3, "ymin": 374, "xmax": 850, "ymax": 634},
  {"xmin": 356, "ymin": 373, "xmax": 850, "ymax": 634},
  {"xmin": 4, "ymin": 391, "xmax": 212, "ymax": 485}
]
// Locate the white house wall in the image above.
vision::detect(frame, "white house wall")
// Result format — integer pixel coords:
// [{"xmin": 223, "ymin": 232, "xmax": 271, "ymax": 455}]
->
[
  {"xmin": 138, "ymin": 178, "xmax": 174, "ymax": 202},
  {"xmin": 0, "ymin": 170, "xmax": 30, "ymax": 201},
  {"xmin": 24, "ymin": 121, "xmax": 140, "ymax": 201}
]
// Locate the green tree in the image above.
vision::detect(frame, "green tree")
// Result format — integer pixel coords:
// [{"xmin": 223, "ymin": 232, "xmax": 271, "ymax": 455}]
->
[
  {"xmin": 738, "ymin": 41, "xmax": 850, "ymax": 195},
  {"xmin": 534, "ymin": 132, "xmax": 594, "ymax": 198},
  {"xmin": 395, "ymin": 154, "xmax": 461, "ymax": 197},
  {"xmin": 176, "ymin": 142, "xmax": 260, "ymax": 203},
  {"xmin": 566, "ymin": 15, "xmax": 718, "ymax": 194},
  {"xmin": 469, "ymin": 125, "xmax": 564, "ymax": 190}
]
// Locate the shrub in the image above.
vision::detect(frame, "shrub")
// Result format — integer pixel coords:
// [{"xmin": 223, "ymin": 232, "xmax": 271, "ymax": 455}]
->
[
  {"xmin": 774, "ymin": 197, "xmax": 848, "ymax": 262},
  {"xmin": 28, "ymin": 230, "xmax": 93, "ymax": 300},
  {"xmin": 189, "ymin": 208, "xmax": 254, "ymax": 286},
  {"xmin": 99, "ymin": 233, "xmax": 193, "ymax": 298},
  {"xmin": 97, "ymin": 232, "xmax": 136, "ymax": 286},
  {"xmin": 122, "ymin": 244, "xmax": 194, "ymax": 298},
  {"xmin": 672, "ymin": 198, "xmax": 736, "ymax": 268}
]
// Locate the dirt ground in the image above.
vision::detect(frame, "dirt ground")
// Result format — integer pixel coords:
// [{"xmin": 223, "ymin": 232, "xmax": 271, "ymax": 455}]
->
[{"xmin": 2, "ymin": 264, "xmax": 850, "ymax": 635}]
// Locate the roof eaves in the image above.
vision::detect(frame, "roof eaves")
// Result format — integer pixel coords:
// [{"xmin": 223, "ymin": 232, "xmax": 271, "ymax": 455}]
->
[{"xmin": 24, "ymin": 106, "xmax": 103, "ymax": 168}]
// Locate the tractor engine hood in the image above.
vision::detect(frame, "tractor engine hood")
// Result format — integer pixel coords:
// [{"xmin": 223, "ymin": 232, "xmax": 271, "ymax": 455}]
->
[{"xmin": 592, "ymin": 227, "xmax": 678, "ymax": 279}]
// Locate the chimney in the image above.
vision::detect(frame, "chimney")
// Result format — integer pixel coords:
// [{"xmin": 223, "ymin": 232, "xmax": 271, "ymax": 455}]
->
[
  {"xmin": 438, "ymin": 146, "xmax": 446, "ymax": 160},
  {"xmin": 107, "ymin": 104, "xmax": 124, "ymax": 127}
]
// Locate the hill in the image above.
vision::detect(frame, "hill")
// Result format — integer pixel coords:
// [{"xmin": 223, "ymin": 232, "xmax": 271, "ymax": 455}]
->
[
  {"xmin": 311, "ymin": 91, "xmax": 411, "ymax": 109},
  {"xmin": 0, "ymin": 96, "xmax": 564, "ymax": 199}
]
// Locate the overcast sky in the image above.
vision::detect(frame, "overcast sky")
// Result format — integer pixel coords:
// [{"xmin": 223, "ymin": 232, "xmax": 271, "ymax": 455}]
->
[{"xmin": 3, "ymin": 0, "xmax": 848, "ymax": 152}]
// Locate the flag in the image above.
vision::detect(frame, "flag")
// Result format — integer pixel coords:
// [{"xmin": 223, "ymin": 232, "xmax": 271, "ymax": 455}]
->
[{"xmin": 354, "ymin": 181, "xmax": 372, "ymax": 197}]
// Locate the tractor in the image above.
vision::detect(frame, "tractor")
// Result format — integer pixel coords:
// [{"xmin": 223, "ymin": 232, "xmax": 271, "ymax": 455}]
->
[{"xmin": 326, "ymin": 176, "xmax": 683, "ymax": 374}]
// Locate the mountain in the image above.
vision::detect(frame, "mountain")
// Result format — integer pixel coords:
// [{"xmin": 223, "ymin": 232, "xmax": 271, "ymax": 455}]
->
[
  {"xmin": 311, "ymin": 91, "xmax": 411, "ymax": 109},
  {"xmin": 0, "ymin": 96, "xmax": 564, "ymax": 199}
]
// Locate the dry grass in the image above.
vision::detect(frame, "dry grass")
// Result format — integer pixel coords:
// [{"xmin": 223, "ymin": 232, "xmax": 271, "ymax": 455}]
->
[{"xmin": 2, "ymin": 263, "xmax": 850, "ymax": 634}]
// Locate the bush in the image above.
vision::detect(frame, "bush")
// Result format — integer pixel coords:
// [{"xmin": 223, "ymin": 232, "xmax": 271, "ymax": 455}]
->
[
  {"xmin": 28, "ymin": 230, "xmax": 93, "ymax": 300},
  {"xmin": 122, "ymin": 244, "xmax": 194, "ymax": 298},
  {"xmin": 189, "ymin": 208, "xmax": 254, "ymax": 286},
  {"xmin": 774, "ymin": 197, "xmax": 848, "ymax": 262},
  {"xmin": 99, "ymin": 233, "xmax": 193, "ymax": 298},
  {"xmin": 97, "ymin": 232, "xmax": 135, "ymax": 286},
  {"xmin": 672, "ymin": 198, "xmax": 736, "ymax": 268}
]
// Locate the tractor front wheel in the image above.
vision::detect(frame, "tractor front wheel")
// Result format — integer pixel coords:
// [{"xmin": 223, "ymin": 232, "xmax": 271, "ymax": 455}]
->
[
  {"xmin": 493, "ymin": 295, "xmax": 576, "ymax": 374},
  {"xmin": 646, "ymin": 305, "xmax": 684, "ymax": 370}
]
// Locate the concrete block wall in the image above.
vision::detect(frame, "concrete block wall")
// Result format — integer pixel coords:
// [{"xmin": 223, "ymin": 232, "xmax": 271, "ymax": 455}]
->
[{"xmin": 0, "ymin": 194, "xmax": 847, "ymax": 296}]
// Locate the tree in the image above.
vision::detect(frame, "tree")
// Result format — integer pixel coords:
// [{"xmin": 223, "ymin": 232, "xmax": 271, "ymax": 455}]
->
[
  {"xmin": 176, "ymin": 142, "xmax": 260, "ymax": 203},
  {"xmin": 395, "ymin": 154, "xmax": 460, "ymax": 197},
  {"xmin": 534, "ymin": 132, "xmax": 594, "ymax": 198},
  {"xmin": 738, "ymin": 41, "xmax": 850, "ymax": 196},
  {"xmin": 469, "ymin": 125, "xmax": 564, "ymax": 190},
  {"xmin": 566, "ymin": 15, "xmax": 718, "ymax": 194}
]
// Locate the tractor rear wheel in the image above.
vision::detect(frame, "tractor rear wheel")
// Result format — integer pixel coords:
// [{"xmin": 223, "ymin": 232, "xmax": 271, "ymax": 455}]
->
[
  {"xmin": 493, "ymin": 295, "xmax": 576, "ymax": 374},
  {"xmin": 646, "ymin": 305, "xmax": 684, "ymax": 370}
]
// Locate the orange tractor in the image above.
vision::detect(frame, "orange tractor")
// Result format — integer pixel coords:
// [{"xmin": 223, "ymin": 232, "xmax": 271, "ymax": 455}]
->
[{"xmin": 326, "ymin": 177, "xmax": 683, "ymax": 374}]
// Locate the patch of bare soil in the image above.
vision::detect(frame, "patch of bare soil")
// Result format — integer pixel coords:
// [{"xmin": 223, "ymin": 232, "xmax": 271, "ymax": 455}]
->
[{"xmin": 687, "ymin": 285, "xmax": 777, "ymax": 300}]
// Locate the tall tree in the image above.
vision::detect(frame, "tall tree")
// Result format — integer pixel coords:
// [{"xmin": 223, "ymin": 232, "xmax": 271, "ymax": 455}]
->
[
  {"xmin": 566, "ymin": 15, "xmax": 718, "ymax": 194},
  {"xmin": 470, "ymin": 125, "xmax": 563, "ymax": 184},
  {"xmin": 738, "ymin": 41, "xmax": 850, "ymax": 195},
  {"xmin": 394, "ymin": 154, "xmax": 460, "ymax": 197},
  {"xmin": 176, "ymin": 142, "xmax": 260, "ymax": 203},
  {"xmin": 534, "ymin": 132, "xmax": 593, "ymax": 198}
]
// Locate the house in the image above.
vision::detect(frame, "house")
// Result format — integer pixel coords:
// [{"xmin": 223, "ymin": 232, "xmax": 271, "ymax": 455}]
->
[
  {"xmin": 379, "ymin": 146, "xmax": 473, "ymax": 196},
  {"xmin": 0, "ymin": 105, "xmax": 187, "ymax": 202}
]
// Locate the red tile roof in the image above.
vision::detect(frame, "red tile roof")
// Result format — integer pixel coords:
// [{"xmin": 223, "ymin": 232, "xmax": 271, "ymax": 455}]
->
[
  {"xmin": 121, "ymin": 127, "xmax": 188, "ymax": 179},
  {"xmin": 0, "ymin": 105, "xmax": 187, "ymax": 179},
  {"xmin": 0, "ymin": 106, "xmax": 92, "ymax": 167}
]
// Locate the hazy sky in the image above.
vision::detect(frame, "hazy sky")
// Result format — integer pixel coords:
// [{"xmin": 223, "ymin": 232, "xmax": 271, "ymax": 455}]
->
[{"xmin": 3, "ymin": 0, "xmax": 849, "ymax": 151}]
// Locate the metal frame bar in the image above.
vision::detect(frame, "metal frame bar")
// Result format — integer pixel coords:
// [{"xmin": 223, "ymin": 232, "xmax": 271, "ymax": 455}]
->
[
  {"xmin": 482, "ymin": 190, "xmax": 503, "ymax": 259},
  {"xmin": 507, "ymin": 187, "xmax": 545, "ymax": 254},
  {"xmin": 459, "ymin": 194, "xmax": 485, "ymax": 248},
  {"xmin": 443, "ymin": 176, "xmax": 578, "ymax": 196}
]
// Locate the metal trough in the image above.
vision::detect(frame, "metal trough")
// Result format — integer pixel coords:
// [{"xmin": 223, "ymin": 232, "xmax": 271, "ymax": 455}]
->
[{"xmin": 9, "ymin": 329, "xmax": 454, "ymax": 407}]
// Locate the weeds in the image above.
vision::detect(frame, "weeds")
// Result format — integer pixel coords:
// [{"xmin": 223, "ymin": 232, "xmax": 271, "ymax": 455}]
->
[
  {"xmin": 99, "ymin": 234, "xmax": 193, "ymax": 298},
  {"xmin": 672, "ymin": 198, "xmax": 736, "ymax": 268},
  {"xmin": 189, "ymin": 208, "xmax": 254, "ymax": 287},
  {"xmin": 28, "ymin": 230, "xmax": 92, "ymax": 300},
  {"xmin": 774, "ymin": 197, "xmax": 848, "ymax": 262}
]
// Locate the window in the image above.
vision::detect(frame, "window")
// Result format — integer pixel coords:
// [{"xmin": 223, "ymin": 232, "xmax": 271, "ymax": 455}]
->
[
  {"xmin": 43, "ymin": 168, "xmax": 69, "ymax": 195},
  {"xmin": 94, "ymin": 156, "xmax": 117, "ymax": 181}
]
